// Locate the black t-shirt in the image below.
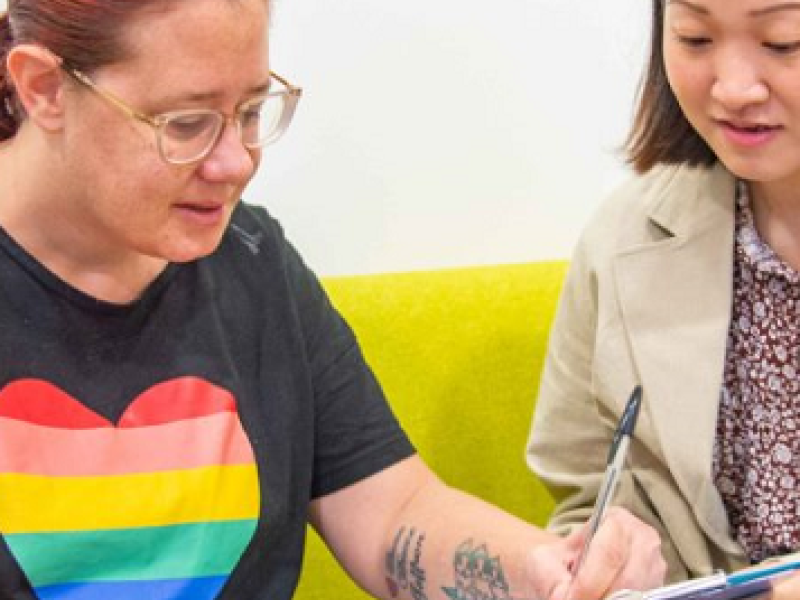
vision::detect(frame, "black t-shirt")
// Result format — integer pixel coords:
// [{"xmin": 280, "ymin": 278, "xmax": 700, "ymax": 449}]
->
[{"xmin": 0, "ymin": 203, "xmax": 414, "ymax": 600}]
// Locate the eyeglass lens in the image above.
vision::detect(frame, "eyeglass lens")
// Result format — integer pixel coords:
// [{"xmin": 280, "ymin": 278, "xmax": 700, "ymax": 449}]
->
[{"xmin": 159, "ymin": 94, "xmax": 290, "ymax": 163}]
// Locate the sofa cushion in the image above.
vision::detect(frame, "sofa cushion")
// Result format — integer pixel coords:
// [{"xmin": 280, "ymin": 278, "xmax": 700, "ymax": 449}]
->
[{"xmin": 295, "ymin": 261, "xmax": 568, "ymax": 599}]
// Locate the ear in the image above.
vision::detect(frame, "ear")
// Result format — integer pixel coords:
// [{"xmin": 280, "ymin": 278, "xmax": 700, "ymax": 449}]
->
[{"xmin": 5, "ymin": 45, "xmax": 67, "ymax": 132}]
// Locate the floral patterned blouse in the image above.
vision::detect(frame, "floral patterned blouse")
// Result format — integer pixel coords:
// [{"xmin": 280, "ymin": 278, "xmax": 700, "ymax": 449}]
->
[{"xmin": 713, "ymin": 182, "xmax": 800, "ymax": 563}]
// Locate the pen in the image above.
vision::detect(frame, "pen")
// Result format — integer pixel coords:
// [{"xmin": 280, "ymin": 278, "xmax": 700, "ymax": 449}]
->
[{"xmin": 570, "ymin": 385, "xmax": 643, "ymax": 581}]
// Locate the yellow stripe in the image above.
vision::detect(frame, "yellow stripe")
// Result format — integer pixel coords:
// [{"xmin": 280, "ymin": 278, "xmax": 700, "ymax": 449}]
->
[{"xmin": 0, "ymin": 465, "xmax": 259, "ymax": 534}]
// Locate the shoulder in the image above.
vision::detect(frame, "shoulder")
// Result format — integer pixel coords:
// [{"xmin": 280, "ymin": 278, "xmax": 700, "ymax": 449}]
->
[{"xmin": 578, "ymin": 162, "xmax": 734, "ymax": 256}]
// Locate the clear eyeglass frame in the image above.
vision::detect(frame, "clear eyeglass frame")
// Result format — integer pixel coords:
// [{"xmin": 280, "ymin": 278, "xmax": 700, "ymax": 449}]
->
[{"xmin": 62, "ymin": 65, "xmax": 303, "ymax": 165}]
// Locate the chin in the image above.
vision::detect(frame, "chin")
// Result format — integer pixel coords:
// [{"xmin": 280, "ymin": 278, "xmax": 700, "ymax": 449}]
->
[
  {"xmin": 162, "ymin": 235, "xmax": 226, "ymax": 264},
  {"xmin": 715, "ymin": 153, "xmax": 774, "ymax": 183}
]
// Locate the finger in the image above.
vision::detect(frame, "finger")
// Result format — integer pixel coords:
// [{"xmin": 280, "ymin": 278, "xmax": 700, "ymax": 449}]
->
[
  {"xmin": 568, "ymin": 521, "xmax": 625, "ymax": 600},
  {"xmin": 582, "ymin": 508, "xmax": 665, "ymax": 593},
  {"xmin": 527, "ymin": 542, "xmax": 573, "ymax": 600},
  {"xmin": 771, "ymin": 571, "xmax": 800, "ymax": 600},
  {"xmin": 604, "ymin": 509, "xmax": 666, "ymax": 591},
  {"xmin": 550, "ymin": 578, "xmax": 572, "ymax": 600},
  {"xmin": 560, "ymin": 527, "xmax": 589, "ymax": 572}
]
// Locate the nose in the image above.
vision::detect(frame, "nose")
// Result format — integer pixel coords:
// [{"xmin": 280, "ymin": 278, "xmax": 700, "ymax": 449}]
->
[
  {"xmin": 710, "ymin": 48, "xmax": 769, "ymax": 110},
  {"xmin": 197, "ymin": 120, "xmax": 257, "ymax": 183}
]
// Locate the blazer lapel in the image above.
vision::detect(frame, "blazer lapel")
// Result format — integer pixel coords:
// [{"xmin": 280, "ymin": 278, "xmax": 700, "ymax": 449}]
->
[{"xmin": 614, "ymin": 164, "xmax": 743, "ymax": 554}]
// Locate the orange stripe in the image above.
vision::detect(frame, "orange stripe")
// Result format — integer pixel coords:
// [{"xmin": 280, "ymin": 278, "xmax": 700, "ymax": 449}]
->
[{"xmin": 0, "ymin": 413, "xmax": 255, "ymax": 477}]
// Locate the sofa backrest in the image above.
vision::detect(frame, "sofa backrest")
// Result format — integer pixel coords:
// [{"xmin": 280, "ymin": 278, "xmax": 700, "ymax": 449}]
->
[{"xmin": 295, "ymin": 260, "xmax": 568, "ymax": 599}]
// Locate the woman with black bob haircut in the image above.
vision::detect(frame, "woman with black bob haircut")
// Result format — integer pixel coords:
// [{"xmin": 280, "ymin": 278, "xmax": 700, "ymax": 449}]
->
[{"xmin": 529, "ymin": 0, "xmax": 800, "ymax": 596}]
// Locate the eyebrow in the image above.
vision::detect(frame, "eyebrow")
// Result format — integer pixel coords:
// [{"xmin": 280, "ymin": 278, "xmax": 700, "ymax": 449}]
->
[
  {"xmin": 158, "ymin": 80, "xmax": 273, "ymax": 107},
  {"xmin": 750, "ymin": 2, "xmax": 800, "ymax": 17},
  {"xmin": 665, "ymin": 0, "xmax": 800, "ymax": 17},
  {"xmin": 665, "ymin": 0, "xmax": 708, "ymax": 15}
]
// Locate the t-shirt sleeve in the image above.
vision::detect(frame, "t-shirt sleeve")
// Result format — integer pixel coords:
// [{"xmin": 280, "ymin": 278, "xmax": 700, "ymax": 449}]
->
[{"xmin": 278, "ymin": 229, "xmax": 415, "ymax": 499}]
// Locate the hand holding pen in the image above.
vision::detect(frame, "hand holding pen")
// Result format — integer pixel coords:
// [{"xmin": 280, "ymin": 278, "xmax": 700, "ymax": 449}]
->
[
  {"xmin": 527, "ymin": 506, "xmax": 665, "ymax": 600},
  {"xmin": 561, "ymin": 386, "xmax": 666, "ymax": 600},
  {"xmin": 573, "ymin": 386, "xmax": 643, "ymax": 577},
  {"xmin": 527, "ymin": 386, "xmax": 665, "ymax": 600}
]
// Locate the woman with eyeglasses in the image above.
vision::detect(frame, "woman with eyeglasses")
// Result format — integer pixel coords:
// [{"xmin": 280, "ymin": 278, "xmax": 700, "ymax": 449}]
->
[
  {"xmin": 528, "ymin": 0, "xmax": 800, "ymax": 598},
  {"xmin": 0, "ymin": 1, "xmax": 666, "ymax": 599}
]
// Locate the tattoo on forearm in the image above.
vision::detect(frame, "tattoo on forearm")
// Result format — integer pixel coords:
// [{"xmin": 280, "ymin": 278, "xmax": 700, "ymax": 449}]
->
[
  {"xmin": 385, "ymin": 526, "xmax": 428, "ymax": 600},
  {"xmin": 442, "ymin": 539, "xmax": 512, "ymax": 600}
]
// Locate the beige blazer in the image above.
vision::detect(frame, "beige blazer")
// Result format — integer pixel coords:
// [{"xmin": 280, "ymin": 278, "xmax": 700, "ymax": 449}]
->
[{"xmin": 527, "ymin": 162, "xmax": 750, "ymax": 582}]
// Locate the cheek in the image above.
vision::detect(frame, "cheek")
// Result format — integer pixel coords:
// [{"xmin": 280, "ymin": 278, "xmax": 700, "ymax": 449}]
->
[
  {"xmin": 69, "ymin": 132, "xmax": 163, "ymax": 200},
  {"xmin": 89, "ymin": 159, "xmax": 186, "ymax": 227},
  {"xmin": 774, "ymin": 71, "xmax": 800, "ymax": 108},
  {"xmin": 664, "ymin": 51, "xmax": 708, "ymax": 116}
]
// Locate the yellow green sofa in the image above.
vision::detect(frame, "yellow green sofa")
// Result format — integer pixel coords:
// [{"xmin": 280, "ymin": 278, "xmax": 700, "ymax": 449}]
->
[{"xmin": 295, "ymin": 260, "xmax": 568, "ymax": 599}]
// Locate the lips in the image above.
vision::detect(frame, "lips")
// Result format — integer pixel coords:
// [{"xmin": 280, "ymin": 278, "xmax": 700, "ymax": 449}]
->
[
  {"xmin": 721, "ymin": 121, "xmax": 779, "ymax": 133},
  {"xmin": 175, "ymin": 201, "xmax": 225, "ymax": 213},
  {"xmin": 715, "ymin": 118, "xmax": 782, "ymax": 148},
  {"xmin": 174, "ymin": 201, "xmax": 228, "ymax": 227}
]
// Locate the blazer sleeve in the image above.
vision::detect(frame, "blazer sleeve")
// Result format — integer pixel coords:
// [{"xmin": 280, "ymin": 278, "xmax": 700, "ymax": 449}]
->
[{"xmin": 525, "ymin": 218, "xmax": 691, "ymax": 582}]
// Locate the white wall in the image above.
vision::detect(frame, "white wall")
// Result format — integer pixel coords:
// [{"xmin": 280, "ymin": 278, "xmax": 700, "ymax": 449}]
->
[
  {"xmin": 264, "ymin": 0, "xmax": 649, "ymax": 275},
  {"xmin": 2, "ymin": 0, "xmax": 650, "ymax": 276}
]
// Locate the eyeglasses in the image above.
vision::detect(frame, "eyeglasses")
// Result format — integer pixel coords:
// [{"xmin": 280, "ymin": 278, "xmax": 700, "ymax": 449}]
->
[{"xmin": 62, "ymin": 65, "xmax": 302, "ymax": 165}]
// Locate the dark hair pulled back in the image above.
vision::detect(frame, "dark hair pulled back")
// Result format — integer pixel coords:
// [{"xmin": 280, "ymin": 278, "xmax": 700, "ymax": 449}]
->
[
  {"xmin": 0, "ymin": 11, "xmax": 18, "ymax": 139},
  {"xmin": 0, "ymin": 0, "xmax": 164, "ymax": 142}
]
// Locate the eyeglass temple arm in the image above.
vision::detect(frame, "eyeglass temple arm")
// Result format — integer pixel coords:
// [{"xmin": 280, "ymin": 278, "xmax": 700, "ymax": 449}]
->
[
  {"xmin": 270, "ymin": 71, "xmax": 302, "ymax": 97},
  {"xmin": 63, "ymin": 67, "xmax": 160, "ymax": 127}
]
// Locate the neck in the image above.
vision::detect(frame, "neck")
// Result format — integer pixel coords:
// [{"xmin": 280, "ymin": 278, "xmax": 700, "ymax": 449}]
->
[
  {"xmin": 55, "ymin": 261, "xmax": 169, "ymax": 305},
  {"xmin": 748, "ymin": 180, "xmax": 800, "ymax": 272}
]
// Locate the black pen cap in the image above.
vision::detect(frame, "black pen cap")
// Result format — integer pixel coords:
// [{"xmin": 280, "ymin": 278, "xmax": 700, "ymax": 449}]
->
[{"xmin": 607, "ymin": 385, "xmax": 643, "ymax": 463}]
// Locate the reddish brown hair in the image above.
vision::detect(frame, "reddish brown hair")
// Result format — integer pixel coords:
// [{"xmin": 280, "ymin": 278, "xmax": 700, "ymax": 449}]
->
[
  {"xmin": 0, "ymin": 0, "xmax": 177, "ymax": 140},
  {"xmin": 624, "ymin": 0, "xmax": 716, "ymax": 173}
]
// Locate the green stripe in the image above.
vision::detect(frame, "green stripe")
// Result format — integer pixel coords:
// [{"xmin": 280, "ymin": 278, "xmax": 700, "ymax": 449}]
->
[{"xmin": 6, "ymin": 519, "xmax": 257, "ymax": 587}]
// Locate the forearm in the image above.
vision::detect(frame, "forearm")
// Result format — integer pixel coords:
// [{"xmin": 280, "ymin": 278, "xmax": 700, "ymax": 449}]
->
[
  {"xmin": 378, "ymin": 482, "xmax": 556, "ymax": 600},
  {"xmin": 313, "ymin": 456, "xmax": 664, "ymax": 600}
]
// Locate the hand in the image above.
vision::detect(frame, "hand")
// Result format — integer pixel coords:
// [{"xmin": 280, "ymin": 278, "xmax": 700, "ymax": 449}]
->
[
  {"xmin": 762, "ymin": 569, "xmax": 800, "ymax": 600},
  {"xmin": 527, "ymin": 507, "xmax": 666, "ymax": 600}
]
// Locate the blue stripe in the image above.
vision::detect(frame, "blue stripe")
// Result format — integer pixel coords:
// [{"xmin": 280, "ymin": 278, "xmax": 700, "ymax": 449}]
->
[{"xmin": 35, "ymin": 575, "xmax": 227, "ymax": 600}]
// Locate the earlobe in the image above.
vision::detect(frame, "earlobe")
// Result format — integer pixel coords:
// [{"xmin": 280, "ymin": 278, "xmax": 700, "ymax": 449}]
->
[{"xmin": 6, "ymin": 45, "xmax": 67, "ymax": 132}]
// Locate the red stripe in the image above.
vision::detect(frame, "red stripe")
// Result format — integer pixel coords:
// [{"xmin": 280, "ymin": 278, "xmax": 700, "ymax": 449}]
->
[
  {"xmin": 0, "ymin": 378, "xmax": 237, "ymax": 429},
  {"xmin": 119, "ymin": 378, "xmax": 236, "ymax": 428},
  {"xmin": 0, "ymin": 380, "xmax": 108, "ymax": 428}
]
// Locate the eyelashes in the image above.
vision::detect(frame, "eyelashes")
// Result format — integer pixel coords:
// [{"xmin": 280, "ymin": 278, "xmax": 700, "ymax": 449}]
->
[
  {"xmin": 671, "ymin": 32, "xmax": 800, "ymax": 55},
  {"xmin": 763, "ymin": 41, "xmax": 800, "ymax": 54}
]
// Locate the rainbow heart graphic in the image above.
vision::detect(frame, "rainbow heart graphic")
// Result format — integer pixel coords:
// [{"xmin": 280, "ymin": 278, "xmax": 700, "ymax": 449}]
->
[{"xmin": 0, "ymin": 377, "xmax": 260, "ymax": 600}]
